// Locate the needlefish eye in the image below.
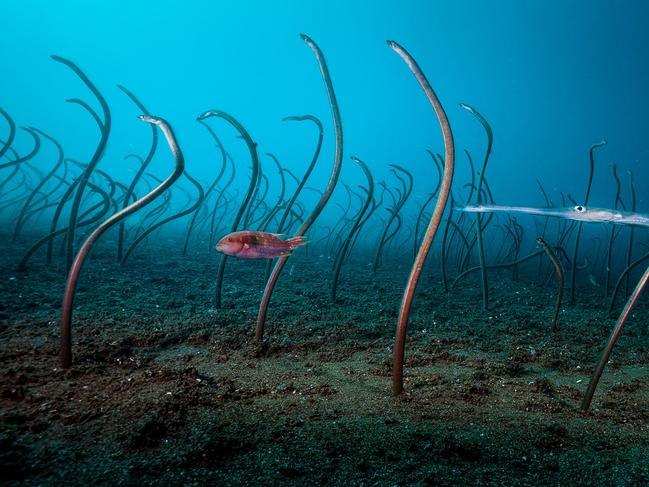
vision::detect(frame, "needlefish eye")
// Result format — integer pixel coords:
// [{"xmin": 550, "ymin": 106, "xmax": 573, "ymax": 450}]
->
[{"xmin": 574, "ymin": 205, "xmax": 585, "ymax": 213}]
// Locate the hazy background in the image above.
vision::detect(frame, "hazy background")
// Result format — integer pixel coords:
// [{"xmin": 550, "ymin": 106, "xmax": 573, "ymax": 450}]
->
[{"xmin": 1, "ymin": 0, "xmax": 648, "ymax": 247}]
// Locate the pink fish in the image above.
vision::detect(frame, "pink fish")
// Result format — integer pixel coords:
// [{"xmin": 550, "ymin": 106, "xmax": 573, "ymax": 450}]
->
[{"xmin": 216, "ymin": 231, "xmax": 308, "ymax": 259}]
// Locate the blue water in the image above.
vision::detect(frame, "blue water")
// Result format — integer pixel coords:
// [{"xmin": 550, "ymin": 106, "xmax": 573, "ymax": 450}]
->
[{"xmin": 2, "ymin": 1, "xmax": 647, "ymax": 235}]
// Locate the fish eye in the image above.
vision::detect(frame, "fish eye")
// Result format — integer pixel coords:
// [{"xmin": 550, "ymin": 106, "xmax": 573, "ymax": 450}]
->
[{"xmin": 574, "ymin": 205, "xmax": 584, "ymax": 212}]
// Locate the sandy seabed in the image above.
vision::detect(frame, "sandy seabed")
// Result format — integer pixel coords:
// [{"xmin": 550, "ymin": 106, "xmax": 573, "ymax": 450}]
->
[{"xmin": 1, "ymin": 234, "xmax": 648, "ymax": 486}]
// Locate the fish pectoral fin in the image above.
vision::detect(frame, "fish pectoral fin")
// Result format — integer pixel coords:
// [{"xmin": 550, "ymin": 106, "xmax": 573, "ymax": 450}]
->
[{"xmin": 244, "ymin": 243, "xmax": 250, "ymax": 249}]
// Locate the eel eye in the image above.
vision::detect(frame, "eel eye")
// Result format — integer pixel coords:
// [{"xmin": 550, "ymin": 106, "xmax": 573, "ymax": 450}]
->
[{"xmin": 574, "ymin": 205, "xmax": 584, "ymax": 212}]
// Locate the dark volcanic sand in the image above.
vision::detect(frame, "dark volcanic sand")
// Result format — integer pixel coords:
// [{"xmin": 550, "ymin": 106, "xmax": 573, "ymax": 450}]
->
[{"xmin": 1, "ymin": 233, "xmax": 648, "ymax": 486}]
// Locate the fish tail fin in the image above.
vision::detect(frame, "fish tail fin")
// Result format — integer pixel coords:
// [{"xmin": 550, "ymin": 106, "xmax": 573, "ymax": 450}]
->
[
  {"xmin": 286, "ymin": 235, "xmax": 309, "ymax": 250},
  {"xmin": 457, "ymin": 205, "xmax": 480, "ymax": 213}
]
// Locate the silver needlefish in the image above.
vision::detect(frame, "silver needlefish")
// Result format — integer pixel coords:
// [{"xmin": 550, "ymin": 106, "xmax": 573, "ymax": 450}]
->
[{"xmin": 457, "ymin": 205, "xmax": 649, "ymax": 228}]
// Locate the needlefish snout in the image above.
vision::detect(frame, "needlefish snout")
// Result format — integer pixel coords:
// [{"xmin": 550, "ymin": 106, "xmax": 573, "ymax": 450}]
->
[{"xmin": 216, "ymin": 230, "xmax": 308, "ymax": 259}]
